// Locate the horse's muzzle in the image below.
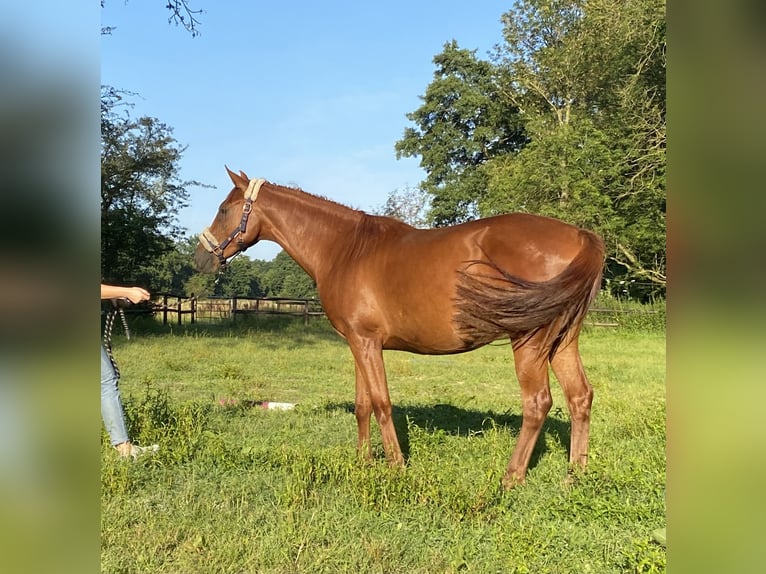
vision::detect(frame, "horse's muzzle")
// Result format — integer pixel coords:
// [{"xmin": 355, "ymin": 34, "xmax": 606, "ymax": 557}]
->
[{"xmin": 193, "ymin": 244, "xmax": 220, "ymax": 273}]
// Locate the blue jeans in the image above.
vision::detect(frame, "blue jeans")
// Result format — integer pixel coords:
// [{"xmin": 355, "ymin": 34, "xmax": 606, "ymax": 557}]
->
[{"xmin": 101, "ymin": 344, "xmax": 129, "ymax": 446}]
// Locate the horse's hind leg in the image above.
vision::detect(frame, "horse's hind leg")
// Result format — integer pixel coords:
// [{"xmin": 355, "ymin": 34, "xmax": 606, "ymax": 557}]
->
[
  {"xmin": 502, "ymin": 334, "xmax": 552, "ymax": 489},
  {"xmin": 550, "ymin": 336, "xmax": 593, "ymax": 475}
]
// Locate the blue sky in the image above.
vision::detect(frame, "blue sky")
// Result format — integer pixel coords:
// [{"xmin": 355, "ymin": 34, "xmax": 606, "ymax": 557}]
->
[{"xmin": 101, "ymin": 1, "xmax": 508, "ymax": 259}]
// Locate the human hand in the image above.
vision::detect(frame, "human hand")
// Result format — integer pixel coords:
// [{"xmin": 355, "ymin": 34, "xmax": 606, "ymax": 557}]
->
[{"xmin": 124, "ymin": 286, "xmax": 151, "ymax": 304}]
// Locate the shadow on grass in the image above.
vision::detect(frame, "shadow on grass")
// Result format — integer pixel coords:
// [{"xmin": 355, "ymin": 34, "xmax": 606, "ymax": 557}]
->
[{"xmin": 323, "ymin": 401, "xmax": 572, "ymax": 472}]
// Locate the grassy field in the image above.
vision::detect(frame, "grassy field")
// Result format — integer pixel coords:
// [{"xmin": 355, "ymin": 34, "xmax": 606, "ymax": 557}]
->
[{"xmin": 101, "ymin": 315, "xmax": 666, "ymax": 573}]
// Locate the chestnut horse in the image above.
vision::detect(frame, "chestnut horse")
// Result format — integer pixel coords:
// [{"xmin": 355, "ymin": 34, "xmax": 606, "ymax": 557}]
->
[{"xmin": 195, "ymin": 168, "xmax": 605, "ymax": 488}]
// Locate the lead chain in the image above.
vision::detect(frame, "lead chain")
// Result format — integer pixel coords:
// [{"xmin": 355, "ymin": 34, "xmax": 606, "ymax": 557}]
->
[{"xmin": 103, "ymin": 307, "xmax": 121, "ymax": 379}]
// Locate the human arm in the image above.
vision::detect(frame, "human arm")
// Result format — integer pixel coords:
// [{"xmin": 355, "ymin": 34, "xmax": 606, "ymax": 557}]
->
[{"xmin": 100, "ymin": 284, "xmax": 151, "ymax": 304}]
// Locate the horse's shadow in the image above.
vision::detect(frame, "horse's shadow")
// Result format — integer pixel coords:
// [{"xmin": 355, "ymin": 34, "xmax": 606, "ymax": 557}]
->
[{"xmin": 323, "ymin": 401, "xmax": 572, "ymax": 471}]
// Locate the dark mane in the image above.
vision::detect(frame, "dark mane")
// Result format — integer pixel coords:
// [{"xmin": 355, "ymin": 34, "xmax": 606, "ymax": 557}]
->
[{"xmin": 270, "ymin": 182, "xmax": 362, "ymax": 213}]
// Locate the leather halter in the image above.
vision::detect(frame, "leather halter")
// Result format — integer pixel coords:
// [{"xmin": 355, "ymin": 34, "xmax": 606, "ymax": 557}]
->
[{"xmin": 199, "ymin": 178, "xmax": 266, "ymax": 267}]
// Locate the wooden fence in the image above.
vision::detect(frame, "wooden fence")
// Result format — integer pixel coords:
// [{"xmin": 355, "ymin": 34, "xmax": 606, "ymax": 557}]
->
[
  {"xmin": 134, "ymin": 295, "xmax": 657, "ymax": 329},
  {"xmin": 149, "ymin": 295, "xmax": 325, "ymax": 325}
]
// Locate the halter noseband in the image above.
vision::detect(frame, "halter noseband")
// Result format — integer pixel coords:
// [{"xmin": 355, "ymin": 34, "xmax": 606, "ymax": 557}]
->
[{"xmin": 199, "ymin": 178, "xmax": 266, "ymax": 267}]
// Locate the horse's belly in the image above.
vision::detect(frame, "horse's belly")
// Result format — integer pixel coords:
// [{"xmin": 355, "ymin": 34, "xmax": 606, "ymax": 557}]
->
[
  {"xmin": 382, "ymin": 330, "xmax": 502, "ymax": 354},
  {"xmin": 380, "ymin": 309, "xmax": 497, "ymax": 354},
  {"xmin": 382, "ymin": 333, "xmax": 467, "ymax": 354}
]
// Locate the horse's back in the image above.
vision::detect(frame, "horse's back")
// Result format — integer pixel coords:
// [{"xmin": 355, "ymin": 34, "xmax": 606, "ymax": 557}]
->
[{"xmin": 391, "ymin": 213, "xmax": 588, "ymax": 282}]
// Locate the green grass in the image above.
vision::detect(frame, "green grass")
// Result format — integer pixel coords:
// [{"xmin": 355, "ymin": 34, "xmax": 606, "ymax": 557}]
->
[{"xmin": 102, "ymin": 316, "xmax": 665, "ymax": 573}]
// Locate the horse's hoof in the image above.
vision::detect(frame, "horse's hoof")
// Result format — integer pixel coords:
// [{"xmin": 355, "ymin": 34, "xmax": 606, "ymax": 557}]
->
[
  {"xmin": 564, "ymin": 465, "xmax": 585, "ymax": 487},
  {"xmin": 500, "ymin": 474, "xmax": 525, "ymax": 490}
]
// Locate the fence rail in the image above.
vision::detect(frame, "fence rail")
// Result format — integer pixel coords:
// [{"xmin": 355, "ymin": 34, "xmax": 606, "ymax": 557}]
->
[
  {"xmin": 583, "ymin": 306, "xmax": 659, "ymax": 328},
  {"xmin": 120, "ymin": 295, "xmax": 660, "ymax": 329},
  {"xmin": 139, "ymin": 295, "xmax": 325, "ymax": 325}
]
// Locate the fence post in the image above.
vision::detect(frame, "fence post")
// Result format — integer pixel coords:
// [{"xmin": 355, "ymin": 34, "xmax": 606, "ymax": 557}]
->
[
  {"xmin": 230, "ymin": 297, "xmax": 237, "ymax": 321},
  {"xmin": 162, "ymin": 294, "xmax": 168, "ymax": 325},
  {"xmin": 177, "ymin": 297, "xmax": 182, "ymax": 325},
  {"xmin": 190, "ymin": 296, "xmax": 196, "ymax": 324}
]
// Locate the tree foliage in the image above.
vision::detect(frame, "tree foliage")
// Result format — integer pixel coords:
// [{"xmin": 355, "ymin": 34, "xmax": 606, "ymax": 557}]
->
[
  {"xmin": 259, "ymin": 251, "xmax": 318, "ymax": 298},
  {"xmin": 375, "ymin": 185, "xmax": 431, "ymax": 228},
  {"xmin": 395, "ymin": 41, "xmax": 527, "ymax": 225},
  {"xmin": 100, "ymin": 87, "xmax": 204, "ymax": 285},
  {"xmin": 139, "ymin": 235, "xmax": 318, "ymax": 300},
  {"xmin": 100, "ymin": 87, "xmax": 316, "ymax": 299},
  {"xmin": 209, "ymin": 256, "xmax": 266, "ymax": 298},
  {"xmin": 397, "ymin": 0, "xmax": 665, "ymax": 298},
  {"xmin": 183, "ymin": 250, "xmax": 318, "ymax": 299}
]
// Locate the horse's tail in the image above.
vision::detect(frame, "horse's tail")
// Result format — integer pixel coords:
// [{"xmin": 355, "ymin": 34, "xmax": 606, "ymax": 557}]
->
[{"xmin": 455, "ymin": 229, "xmax": 605, "ymax": 361}]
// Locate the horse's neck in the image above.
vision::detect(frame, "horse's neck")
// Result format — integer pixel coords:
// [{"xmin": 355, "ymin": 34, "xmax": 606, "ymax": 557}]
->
[{"xmin": 258, "ymin": 184, "xmax": 363, "ymax": 280}]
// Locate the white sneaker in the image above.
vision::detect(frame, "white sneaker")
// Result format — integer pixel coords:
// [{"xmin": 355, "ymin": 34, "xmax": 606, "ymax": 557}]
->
[{"xmin": 116, "ymin": 442, "xmax": 159, "ymax": 460}]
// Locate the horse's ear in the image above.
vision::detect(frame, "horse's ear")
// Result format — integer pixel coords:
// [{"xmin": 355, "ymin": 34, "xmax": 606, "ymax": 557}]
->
[
  {"xmin": 225, "ymin": 165, "xmax": 247, "ymax": 189},
  {"xmin": 239, "ymin": 170, "xmax": 250, "ymax": 181}
]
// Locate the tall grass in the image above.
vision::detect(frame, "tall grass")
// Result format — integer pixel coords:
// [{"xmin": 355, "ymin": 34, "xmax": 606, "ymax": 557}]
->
[
  {"xmin": 588, "ymin": 293, "xmax": 666, "ymax": 332},
  {"xmin": 102, "ymin": 315, "xmax": 665, "ymax": 573}
]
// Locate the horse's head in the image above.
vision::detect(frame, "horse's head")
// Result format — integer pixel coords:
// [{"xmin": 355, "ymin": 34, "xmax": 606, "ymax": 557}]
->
[{"xmin": 194, "ymin": 167, "xmax": 265, "ymax": 273}]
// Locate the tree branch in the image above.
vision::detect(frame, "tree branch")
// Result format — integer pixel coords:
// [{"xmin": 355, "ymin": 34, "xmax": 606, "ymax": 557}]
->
[
  {"xmin": 613, "ymin": 242, "xmax": 666, "ymax": 286},
  {"xmin": 164, "ymin": 0, "xmax": 204, "ymax": 37}
]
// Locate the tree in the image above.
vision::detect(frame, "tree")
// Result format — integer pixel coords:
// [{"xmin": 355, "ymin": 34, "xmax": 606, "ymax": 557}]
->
[
  {"xmin": 179, "ymin": 249, "xmax": 317, "ymax": 299},
  {"xmin": 491, "ymin": 0, "xmax": 666, "ymax": 294},
  {"xmin": 395, "ymin": 41, "xmax": 527, "ymax": 225},
  {"xmin": 212, "ymin": 256, "xmax": 266, "ymax": 298},
  {"xmin": 396, "ymin": 0, "xmax": 665, "ymax": 298},
  {"xmin": 481, "ymin": 115, "xmax": 620, "ymax": 231},
  {"xmin": 261, "ymin": 251, "xmax": 318, "ymax": 298},
  {"xmin": 101, "ymin": 87, "xmax": 204, "ymax": 286},
  {"xmin": 184, "ymin": 269, "xmax": 217, "ymax": 299},
  {"xmin": 375, "ymin": 185, "xmax": 431, "ymax": 228},
  {"xmin": 101, "ymin": 1, "xmax": 206, "ymax": 288},
  {"xmin": 144, "ymin": 236, "xmax": 198, "ymax": 294}
]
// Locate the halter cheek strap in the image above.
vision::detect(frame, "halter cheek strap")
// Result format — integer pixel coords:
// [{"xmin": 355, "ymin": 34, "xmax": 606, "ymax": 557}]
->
[{"xmin": 199, "ymin": 178, "xmax": 266, "ymax": 265}]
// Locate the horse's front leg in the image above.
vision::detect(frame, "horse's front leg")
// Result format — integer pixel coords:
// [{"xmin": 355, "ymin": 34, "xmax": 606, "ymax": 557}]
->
[
  {"xmin": 354, "ymin": 362, "xmax": 373, "ymax": 461},
  {"xmin": 348, "ymin": 335, "xmax": 404, "ymax": 466}
]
